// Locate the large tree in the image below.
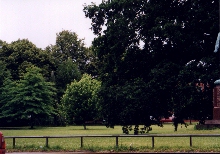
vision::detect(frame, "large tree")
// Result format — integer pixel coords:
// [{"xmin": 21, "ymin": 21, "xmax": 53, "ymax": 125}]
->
[
  {"xmin": 84, "ymin": 0, "xmax": 219, "ymax": 133},
  {"xmin": 61, "ymin": 74, "xmax": 101, "ymax": 129},
  {"xmin": 0, "ymin": 66, "xmax": 56, "ymax": 128},
  {"xmin": 45, "ymin": 30, "xmax": 97, "ymax": 100}
]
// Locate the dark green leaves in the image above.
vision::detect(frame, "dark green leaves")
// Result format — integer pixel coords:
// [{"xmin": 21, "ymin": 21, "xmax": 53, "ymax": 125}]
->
[
  {"xmin": 61, "ymin": 74, "xmax": 101, "ymax": 127},
  {"xmin": 0, "ymin": 66, "xmax": 56, "ymax": 127},
  {"xmin": 84, "ymin": 0, "xmax": 219, "ymax": 132}
]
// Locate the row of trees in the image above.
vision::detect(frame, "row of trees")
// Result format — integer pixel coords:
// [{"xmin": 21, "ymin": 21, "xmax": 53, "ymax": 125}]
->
[
  {"xmin": 0, "ymin": 0, "xmax": 219, "ymax": 133},
  {"xmin": 0, "ymin": 31, "xmax": 101, "ymax": 128}
]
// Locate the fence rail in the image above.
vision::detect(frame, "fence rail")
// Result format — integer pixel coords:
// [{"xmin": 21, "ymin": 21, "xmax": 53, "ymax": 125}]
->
[{"xmin": 5, "ymin": 134, "xmax": 220, "ymax": 148}]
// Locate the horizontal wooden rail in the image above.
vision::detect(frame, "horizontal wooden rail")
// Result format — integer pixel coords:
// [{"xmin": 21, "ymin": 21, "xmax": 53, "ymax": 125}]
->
[{"xmin": 5, "ymin": 134, "xmax": 220, "ymax": 148}]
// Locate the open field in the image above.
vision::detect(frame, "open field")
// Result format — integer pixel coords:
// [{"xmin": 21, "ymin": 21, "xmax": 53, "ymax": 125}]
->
[{"xmin": 1, "ymin": 123, "xmax": 220, "ymax": 152}]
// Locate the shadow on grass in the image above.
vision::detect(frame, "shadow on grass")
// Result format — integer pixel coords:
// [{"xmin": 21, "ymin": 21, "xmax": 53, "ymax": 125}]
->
[
  {"xmin": 69, "ymin": 125, "xmax": 110, "ymax": 130},
  {"xmin": 0, "ymin": 127, "xmax": 31, "ymax": 130},
  {"xmin": 0, "ymin": 126, "xmax": 53, "ymax": 130},
  {"xmin": 69, "ymin": 128, "xmax": 110, "ymax": 131}
]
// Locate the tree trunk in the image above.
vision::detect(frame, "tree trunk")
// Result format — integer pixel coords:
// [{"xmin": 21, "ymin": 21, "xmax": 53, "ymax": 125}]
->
[
  {"xmin": 83, "ymin": 124, "xmax": 87, "ymax": 130},
  {"xmin": 30, "ymin": 124, "xmax": 34, "ymax": 129},
  {"xmin": 30, "ymin": 115, "xmax": 34, "ymax": 129}
]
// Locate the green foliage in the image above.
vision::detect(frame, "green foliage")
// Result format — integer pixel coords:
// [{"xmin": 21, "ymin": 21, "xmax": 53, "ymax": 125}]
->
[
  {"xmin": 45, "ymin": 30, "xmax": 92, "ymax": 74},
  {"xmin": 173, "ymin": 58, "xmax": 216, "ymax": 120},
  {"xmin": 0, "ymin": 31, "xmax": 94, "ymax": 127},
  {"xmin": 0, "ymin": 39, "xmax": 55, "ymax": 80},
  {"xmin": 84, "ymin": 0, "xmax": 219, "ymax": 132},
  {"xmin": 0, "ymin": 60, "xmax": 11, "ymax": 86},
  {"xmin": 45, "ymin": 31, "xmax": 97, "ymax": 118},
  {"xmin": 0, "ymin": 66, "xmax": 56, "ymax": 128},
  {"xmin": 101, "ymin": 78, "xmax": 150, "ymax": 125},
  {"xmin": 62, "ymin": 74, "xmax": 101, "ymax": 126},
  {"xmin": 56, "ymin": 57, "xmax": 81, "ymax": 85},
  {"xmin": 55, "ymin": 57, "xmax": 82, "ymax": 99}
]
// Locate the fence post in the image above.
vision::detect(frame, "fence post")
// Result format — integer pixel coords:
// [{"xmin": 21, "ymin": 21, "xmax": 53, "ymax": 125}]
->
[
  {"xmin": 116, "ymin": 136, "xmax": 118, "ymax": 147},
  {"xmin": 190, "ymin": 135, "xmax": 192, "ymax": 147},
  {"xmin": 81, "ymin": 137, "xmax": 83, "ymax": 148},
  {"xmin": 46, "ymin": 137, "xmax": 49, "ymax": 147},
  {"xmin": 152, "ymin": 136, "xmax": 154, "ymax": 148},
  {"xmin": 13, "ymin": 137, "xmax": 15, "ymax": 148}
]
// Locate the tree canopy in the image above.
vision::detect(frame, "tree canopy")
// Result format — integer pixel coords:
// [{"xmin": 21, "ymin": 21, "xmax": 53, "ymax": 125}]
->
[
  {"xmin": 45, "ymin": 30, "xmax": 96, "ymax": 105},
  {"xmin": 0, "ymin": 66, "xmax": 56, "ymax": 128},
  {"xmin": 61, "ymin": 74, "xmax": 101, "ymax": 129},
  {"xmin": 0, "ymin": 39, "xmax": 55, "ymax": 81},
  {"xmin": 45, "ymin": 30, "xmax": 92, "ymax": 74},
  {"xmin": 84, "ymin": 0, "xmax": 219, "ymax": 133}
]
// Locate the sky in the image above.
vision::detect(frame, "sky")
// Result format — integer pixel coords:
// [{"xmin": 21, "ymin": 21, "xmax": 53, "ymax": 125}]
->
[{"xmin": 0, "ymin": 0, "xmax": 102, "ymax": 49}]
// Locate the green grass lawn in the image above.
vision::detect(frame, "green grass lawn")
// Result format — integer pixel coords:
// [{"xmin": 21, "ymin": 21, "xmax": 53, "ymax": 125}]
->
[{"xmin": 1, "ymin": 123, "xmax": 220, "ymax": 152}]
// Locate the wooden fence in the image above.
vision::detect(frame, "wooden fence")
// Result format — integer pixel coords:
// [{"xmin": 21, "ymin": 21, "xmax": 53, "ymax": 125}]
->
[{"xmin": 5, "ymin": 134, "xmax": 220, "ymax": 148}]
